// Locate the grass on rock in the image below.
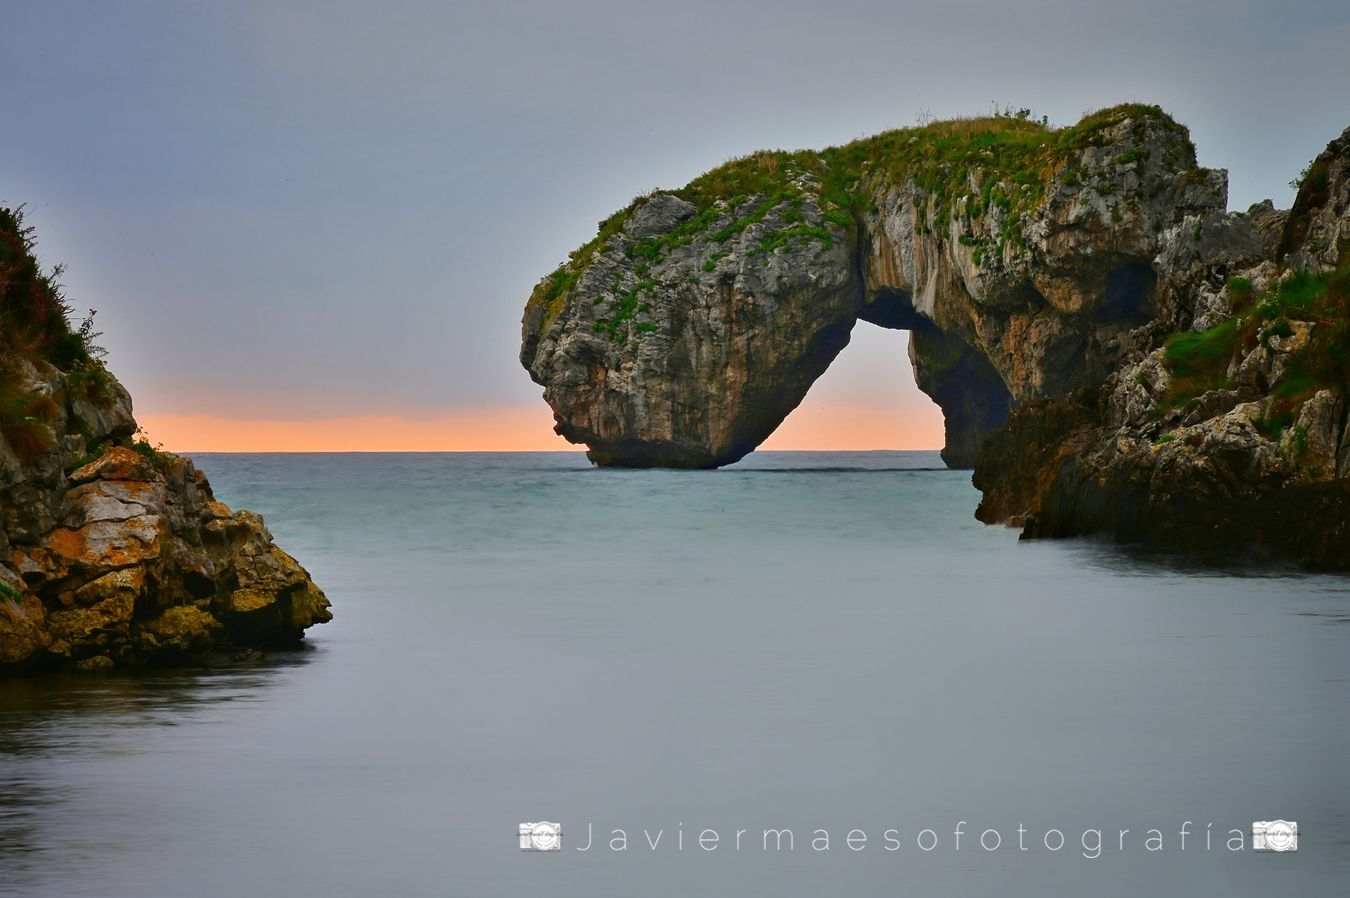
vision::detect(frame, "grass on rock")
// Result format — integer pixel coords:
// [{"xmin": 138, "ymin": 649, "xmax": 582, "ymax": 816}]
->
[{"xmin": 527, "ymin": 103, "xmax": 1197, "ymax": 338}]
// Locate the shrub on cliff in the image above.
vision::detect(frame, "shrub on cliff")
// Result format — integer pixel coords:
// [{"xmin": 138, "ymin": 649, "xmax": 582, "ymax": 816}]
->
[
  {"xmin": 0, "ymin": 205, "xmax": 110, "ymax": 460},
  {"xmin": 1161, "ymin": 262, "xmax": 1350, "ymax": 422},
  {"xmin": 0, "ymin": 206, "xmax": 93, "ymax": 364}
]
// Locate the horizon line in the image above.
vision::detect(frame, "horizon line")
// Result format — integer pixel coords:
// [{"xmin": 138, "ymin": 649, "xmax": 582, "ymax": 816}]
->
[
  {"xmin": 170, "ymin": 446, "xmax": 943, "ymax": 454},
  {"xmin": 134, "ymin": 405, "xmax": 948, "ymax": 455}
]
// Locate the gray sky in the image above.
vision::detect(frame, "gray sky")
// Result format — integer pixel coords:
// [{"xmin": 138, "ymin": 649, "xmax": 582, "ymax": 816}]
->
[{"xmin": 4, "ymin": 0, "xmax": 1348, "ymax": 432}]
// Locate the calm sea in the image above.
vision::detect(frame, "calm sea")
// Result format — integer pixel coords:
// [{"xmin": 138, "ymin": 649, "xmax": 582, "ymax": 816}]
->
[{"xmin": 1, "ymin": 451, "xmax": 1347, "ymax": 897}]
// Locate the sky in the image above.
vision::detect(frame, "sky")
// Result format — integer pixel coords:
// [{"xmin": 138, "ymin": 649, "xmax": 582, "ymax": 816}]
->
[{"xmin": 2, "ymin": 0, "xmax": 1348, "ymax": 451}]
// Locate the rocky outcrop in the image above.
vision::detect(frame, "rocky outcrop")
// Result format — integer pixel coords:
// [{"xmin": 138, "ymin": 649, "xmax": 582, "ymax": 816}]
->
[
  {"xmin": 522, "ymin": 107, "xmax": 1350, "ymax": 565},
  {"xmin": 522, "ymin": 105, "xmax": 1225, "ymax": 467},
  {"xmin": 1, "ymin": 213, "xmax": 330, "ymax": 673},
  {"xmin": 974, "ymin": 125, "xmax": 1350, "ymax": 568}
]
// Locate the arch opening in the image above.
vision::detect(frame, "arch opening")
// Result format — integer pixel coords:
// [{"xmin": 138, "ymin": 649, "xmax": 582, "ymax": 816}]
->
[{"xmin": 760, "ymin": 317, "xmax": 946, "ymax": 453}]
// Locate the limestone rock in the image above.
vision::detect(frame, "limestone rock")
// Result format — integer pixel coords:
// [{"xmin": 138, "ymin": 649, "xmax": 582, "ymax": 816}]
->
[
  {"xmin": 525, "ymin": 189, "xmax": 858, "ymax": 467},
  {"xmin": 971, "ymin": 122, "xmax": 1350, "ymax": 568},
  {"xmin": 623, "ymin": 193, "xmax": 697, "ymax": 238},
  {"xmin": 1154, "ymin": 210, "xmax": 1268, "ymax": 333},
  {"xmin": 0, "ymin": 590, "xmax": 50, "ymax": 666},
  {"xmin": 1245, "ymin": 200, "xmax": 1289, "ymax": 258},
  {"xmin": 137, "ymin": 605, "xmax": 223, "ymax": 658},
  {"xmin": 68, "ymin": 376, "xmax": 136, "ymax": 446},
  {"xmin": 1, "ymin": 379, "xmax": 331, "ymax": 673},
  {"xmin": 2, "ymin": 201, "xmax": 330, "ymax": 673},
  {"xmin": 523, "ymin": 106, "xmax": 1220, "ymax": 467},
  {"xmin": 1280, "ymin": 125, "xmax": 1350, "ymax": 273},
  {"xmin": 1228, "ymin": 320, "xmax": 1314, "ymax": 393},
  {"xmin": 71, "ymin": 444, "xmax": 160, "ymax": 483},
  {"xmin": 517, "ymin": 106, "xmax": 1350, "ymax": 566},
  {"xmin": 1287, "ymin": 389, "xmax": 1343, "ymax": 478}
]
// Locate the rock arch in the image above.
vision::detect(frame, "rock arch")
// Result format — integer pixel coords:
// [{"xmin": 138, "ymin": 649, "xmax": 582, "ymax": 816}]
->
[{"xmin": 521, "ymin": 108, "xmax": 1228, "ymax": 468}]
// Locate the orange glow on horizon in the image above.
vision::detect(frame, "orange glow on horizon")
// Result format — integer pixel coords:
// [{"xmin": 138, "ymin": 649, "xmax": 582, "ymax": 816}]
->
[
  {"xmin": 138, "ymin": 408, "xmax": 573, "ymax": 452},
  {"xmin": 760, "ymin": 402, "xmax": 943, "ymax": 451},
  {"xmin": 138, "ymin": 403, "xmax": 943, "ymax": 453}
]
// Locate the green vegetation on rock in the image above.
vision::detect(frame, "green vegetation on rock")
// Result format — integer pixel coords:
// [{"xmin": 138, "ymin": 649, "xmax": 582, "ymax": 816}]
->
[
  {"xmin": 1161, "ymin": 262, "xmax": 1350, "ymax": 425},
  {"xmin": 1162, "ymin": 318, "xmax": 1241, "ymax": 401},
  {"xmin": 0, "ymin": 206, "xmax": 112, "ymax": 461},
  {"xmin": 126, "ymin": 432, "xmax": 177, "ymax": 472},
  {"xmin": 527, "ymin": 103, "xmax": 1198, "ymax": 335}
]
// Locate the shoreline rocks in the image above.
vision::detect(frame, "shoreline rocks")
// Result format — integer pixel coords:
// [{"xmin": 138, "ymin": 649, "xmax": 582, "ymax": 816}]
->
[
  {"xmin": 1, "ymin": 214, "xmax": 330, "ymax": 673},
  {"xmin": 1, "ymin": 365, "xmax": 332, "ymax": 672},
  {"xmin": 973, "ymin": 126, "xmax": 1350, "ymax": 569}
]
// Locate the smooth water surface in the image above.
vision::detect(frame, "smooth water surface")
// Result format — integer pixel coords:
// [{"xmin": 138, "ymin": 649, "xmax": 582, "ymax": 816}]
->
[{"xmin": 2, "ymin": 452, "xmax": 1347, "ymax": 897}]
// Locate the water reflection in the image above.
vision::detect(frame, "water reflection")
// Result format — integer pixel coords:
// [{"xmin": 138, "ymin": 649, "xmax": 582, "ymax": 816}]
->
[
  {"xmin": 3, "ymin": 453, "xmax": 1348, "ymax": 898},
  {"xmin": 1049, "ymin": 532, "xmax": 1331, "ymax": 578},
  {"xmin": 0, "ymin": 652, "xmax": 313, "ymax": 891}
]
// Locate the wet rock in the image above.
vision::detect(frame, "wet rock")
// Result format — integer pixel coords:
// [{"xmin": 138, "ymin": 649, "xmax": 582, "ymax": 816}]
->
[
  {"xmin": 0, "ymin": 591, "xmax": 50, "ymax": 666},
  {"xmin": 137, "ymin": 605, "xmax": 223, "ymax": 658},
  {"xmin": 47, "ymin": 570, "xmax": 140, "ymax": 660}
]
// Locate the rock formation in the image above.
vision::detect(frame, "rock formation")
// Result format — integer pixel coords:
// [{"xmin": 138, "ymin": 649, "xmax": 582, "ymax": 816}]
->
[
  {"xmin": 522, "ymin": 107, "xmax": 1350, "ymax": 567},
  {"xmin": 1, "ymin": 208, "xmax": 330, "ymax": 673},
  {"xmin": 522, "ymin": 105, "xmax": 1225, "ymax": 467},
  {"xmin": 974, "ymin": 125, "xmax": 1350, "ymax": 568}
]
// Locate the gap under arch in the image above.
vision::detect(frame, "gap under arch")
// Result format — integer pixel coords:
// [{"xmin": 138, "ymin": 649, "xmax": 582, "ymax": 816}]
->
[{"xmin": 759, "ymin": 323, "xmax": 945, "ymax": 451}]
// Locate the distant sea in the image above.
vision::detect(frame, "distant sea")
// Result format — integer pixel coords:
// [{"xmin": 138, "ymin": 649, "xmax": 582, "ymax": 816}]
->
[{"xmin": 1, "ymin": 451, "xmax": 1346, "ymax": 897}]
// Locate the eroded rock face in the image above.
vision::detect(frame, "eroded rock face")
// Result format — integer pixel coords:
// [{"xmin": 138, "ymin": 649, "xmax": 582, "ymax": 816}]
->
[
  {"xmin": 523, "ymin": 191, "xmax": 859, "ymax": 468},
  {"xmin": 1, "ymin": 362, "xmax": 330, "ymax": 672},
  {"xmin": 973, "ymin": 125, "xmax": 1350, "ymax": 568},
  {"xmin": 1280, "ymin": 125, "xmax": 1350, "ymax": 273},
  {"xmin": 522, "ymin": 107, "xmax": 1224, "ymax": 468}
]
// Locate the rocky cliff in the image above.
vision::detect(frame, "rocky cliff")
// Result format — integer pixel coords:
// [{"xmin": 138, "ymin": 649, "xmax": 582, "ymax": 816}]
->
[
  {"xmin": 1, "ymin": 208, "xmax": 330, "ymax": 672},
  {"xmin": 974, "ymin": 125, "xmax": 1350, "ymax": 568},
  {"xmin": 521, "ymin": 105, "xmax": 1226, "ymax": 467},
  {"xmin": 522, "ymin": 107, "xmax": 1350, "ymax": 566}
]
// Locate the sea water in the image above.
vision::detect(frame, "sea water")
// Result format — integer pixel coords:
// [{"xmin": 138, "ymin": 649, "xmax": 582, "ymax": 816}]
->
[{"xmin": 1, "ymin": 451, "xmax": 1347, "ymax": 897}]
